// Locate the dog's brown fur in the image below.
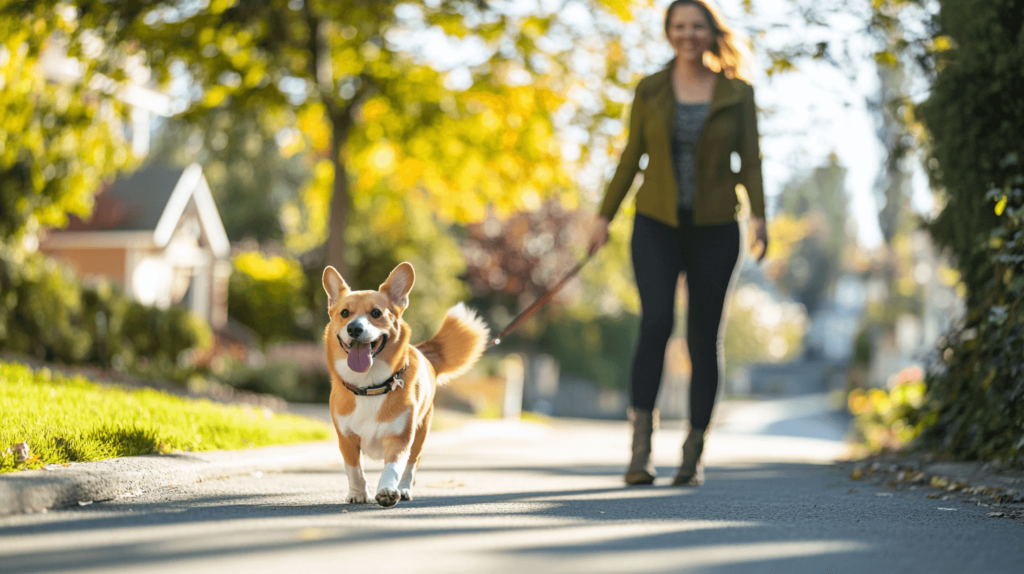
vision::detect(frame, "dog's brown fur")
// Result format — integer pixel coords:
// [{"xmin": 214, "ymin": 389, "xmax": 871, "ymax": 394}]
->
[{"xmin": 322, "ymin": 262, "xmax": 488, "ymax": 507}]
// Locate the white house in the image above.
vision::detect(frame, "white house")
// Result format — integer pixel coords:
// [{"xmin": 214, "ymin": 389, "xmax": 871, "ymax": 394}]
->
[{"xmin": 39, "ymin": 163, "xmax": 232, "ymax": 330}]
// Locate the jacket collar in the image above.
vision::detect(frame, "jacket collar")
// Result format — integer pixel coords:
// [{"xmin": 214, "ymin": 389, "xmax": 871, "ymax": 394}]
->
[{"xmin": 644, "ymin": 61, "xmax": 742, "ymax": 121}]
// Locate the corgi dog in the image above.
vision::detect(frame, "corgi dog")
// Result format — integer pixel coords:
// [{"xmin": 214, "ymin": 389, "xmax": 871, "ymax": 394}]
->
[{"xmin": 322, "ymin": 262, "xmax": 488, "ymax": 507}]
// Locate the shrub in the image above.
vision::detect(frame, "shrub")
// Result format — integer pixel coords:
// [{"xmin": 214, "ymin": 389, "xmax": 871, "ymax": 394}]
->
[
  {"xmin": 916, "ymin": 0, "xmax": 1024, "ymax": 465},
  {"xmin": 218, "ymin": 361, "xmax": 330, "ymax": 403},
  {"xmin": 533, "ymin": 313, "xmax": 640, "ymax": 390},
  {"xmin": 848, "ymin": 366, "xmax": 931, "ymax": 454},
  {"xmin": 227, "ymin": 251, "xmax": 314, "ymax": 348},
  {"xmin": 0, "ymin": 247, "xmax": 211, "ymax": 382}
]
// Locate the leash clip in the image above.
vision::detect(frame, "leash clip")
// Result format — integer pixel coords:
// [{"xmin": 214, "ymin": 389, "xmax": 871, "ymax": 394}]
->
[{"xmin": 391, "ymin": 374, "xmax": 404, "ymax": 391}]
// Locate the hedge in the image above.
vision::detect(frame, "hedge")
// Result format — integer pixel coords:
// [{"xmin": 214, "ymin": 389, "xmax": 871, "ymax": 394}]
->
[
  {"xmin": 0, "ymin": 246, "xmax": 211, "ymax": 383},
  {"xmin": 916, "ymin": 0, "xmax": 1024, "ymax": 465}
]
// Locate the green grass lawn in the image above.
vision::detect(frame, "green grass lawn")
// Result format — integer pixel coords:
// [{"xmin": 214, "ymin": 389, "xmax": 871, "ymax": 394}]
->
[{"xmin": 0, "ymin": 361, "xmax": 332, "ymax": 474}]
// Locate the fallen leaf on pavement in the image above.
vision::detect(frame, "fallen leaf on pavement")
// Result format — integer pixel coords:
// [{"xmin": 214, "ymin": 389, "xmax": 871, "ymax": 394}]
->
[
  {"xmin": 926, "ymin": 493, "xmax": 943, "ymax": 499},
  {"xmin": 937, "ymin": 507, "xmax": 957, "ymax": 511},
  {"xmin": 987, "ymin": 512, "xmax": 1005, "ymax": 518}
]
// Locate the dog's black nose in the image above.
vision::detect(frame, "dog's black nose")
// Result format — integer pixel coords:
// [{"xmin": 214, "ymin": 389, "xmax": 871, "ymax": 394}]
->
[{"xmin": 347, "ymin": 323, "xmax": 363, "ymax": 338}]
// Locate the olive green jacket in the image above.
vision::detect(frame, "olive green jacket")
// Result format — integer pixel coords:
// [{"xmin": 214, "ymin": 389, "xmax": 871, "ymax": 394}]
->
[{"xmin": 598, "ymin": 67, "xmax": 765, "ymax": 227}]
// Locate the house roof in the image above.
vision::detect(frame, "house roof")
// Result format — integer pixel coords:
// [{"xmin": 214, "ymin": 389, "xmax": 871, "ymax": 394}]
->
[
  {"xmin": 67, "ymin": 164, "xmax": 183, "ymax": 233},
  {"xmin": 61, "ymin": 163, "xmax": 230, "ymax": 258}
]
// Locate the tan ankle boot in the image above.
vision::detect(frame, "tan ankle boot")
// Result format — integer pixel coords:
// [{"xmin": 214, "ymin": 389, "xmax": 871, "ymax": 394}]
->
[
  {"xmin": 624, "ymin": 407, "xmax": 658, "ymax": 485},
  {"xmin": 671, "ymin": 426, "xmax": 706, "ymax": 486}
]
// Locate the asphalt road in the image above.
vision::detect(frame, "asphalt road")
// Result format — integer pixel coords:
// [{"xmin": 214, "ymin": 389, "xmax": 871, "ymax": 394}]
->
[{"xmin": 1, "ymin": 398, "xmax": 1021, "ymax": 574}]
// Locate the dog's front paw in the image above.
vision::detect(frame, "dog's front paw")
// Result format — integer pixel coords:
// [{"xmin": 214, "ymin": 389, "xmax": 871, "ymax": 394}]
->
[
  {"xmin": 346, "ymin": 490, "xmax": 372, "ymax": 504},
  {"xmin": 375, "ymin": 488, "xmax": 400, "ymax": 508},
  {"xmin": 399, "ymin": 488, "xmax": 413, "ymax": 501}
]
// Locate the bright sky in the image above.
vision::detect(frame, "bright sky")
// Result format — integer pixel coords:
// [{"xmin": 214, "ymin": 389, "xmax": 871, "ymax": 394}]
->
[
  {"xmin": 720, "ymin": 0, "xmax": 934, "ymax": 249},
  {"xmin": 397, "ymin": 0, "xmax": 939, "ymax": 249}
]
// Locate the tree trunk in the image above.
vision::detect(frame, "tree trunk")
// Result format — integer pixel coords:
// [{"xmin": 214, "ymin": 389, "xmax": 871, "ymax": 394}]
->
[
  {"xmin": 875, "ymin": 61, "xmax": 909, "ymax": 245},
  {"xmin": 326, "ymin": 124, "xmax": 350, "ymax": 278}
]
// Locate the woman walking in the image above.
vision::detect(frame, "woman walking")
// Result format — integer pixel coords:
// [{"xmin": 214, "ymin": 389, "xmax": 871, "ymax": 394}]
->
[{"xmin": 588, "ymin": 0, "xmax": 768, "ymax": 486}]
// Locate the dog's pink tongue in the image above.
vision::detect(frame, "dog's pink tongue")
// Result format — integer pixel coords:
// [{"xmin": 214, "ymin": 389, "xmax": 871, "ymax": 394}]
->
[{"xmin": 348, "ymin": 342, "xmax": 372, "ymax": 373}]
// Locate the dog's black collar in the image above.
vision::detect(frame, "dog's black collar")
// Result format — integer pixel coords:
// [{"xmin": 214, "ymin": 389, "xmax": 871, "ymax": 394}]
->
[{"xmin": 341, "ymin": 361, "xmax": 409, "ymax": 396}]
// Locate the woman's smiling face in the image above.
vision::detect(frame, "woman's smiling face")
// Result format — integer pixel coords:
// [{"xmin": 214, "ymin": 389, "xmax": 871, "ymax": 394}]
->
[{"xmin": 666, "ymin": 3, "xmax": 715, "ymax": 64}]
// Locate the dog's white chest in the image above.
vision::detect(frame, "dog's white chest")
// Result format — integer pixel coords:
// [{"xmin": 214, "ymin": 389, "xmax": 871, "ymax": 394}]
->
[{"xmin": 333, "ymin": 397, "xmax": 409, "ymax": 460}]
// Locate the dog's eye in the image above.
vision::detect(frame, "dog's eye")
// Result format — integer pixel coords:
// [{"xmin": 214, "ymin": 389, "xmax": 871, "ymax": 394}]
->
[
  {"xmin": 340, "ymin": 309, "xmax": 350, "ymax": 318},
  {"xmin": 371, "ymin": 309, "xmax": 382, "ymax": 319}
]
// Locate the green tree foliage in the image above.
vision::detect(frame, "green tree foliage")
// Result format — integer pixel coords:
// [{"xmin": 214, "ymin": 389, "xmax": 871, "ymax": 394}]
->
[
  {"xmin": 64, "ymin": 0, "xmax": 645, "ymax": 354},
  {"xmin": 74, "ymin": 0, "xmax": 638, "ymax": 277},
  {"xmin": 916, "ymin": 0, "xmax": 1024, "ymax": 464},
  {"xmin": 461, "ymin": 201, "xmax": 589, "ymax": 329},
  {"xmin": 0, "ymin": 1, "xmax": 135, "ymax": 242},
  {"xmin": 220, "ymin": 184, "xmax": 471, "ymax": 349},
  {"xmin": 770, "ymin": 156, "xmax": 849, "ymax": 314},
  {"xmin": 534, "ymin": 313, "xmax": 639, "ymax": 390},
  {"xmin": 228, "ymin": 251, "xmax": 313, "ymax": 348},
  {"xmin": 459, "ymin": 201, "xmax": 638, "ymax": 388},
  {"xmin": 342, "ymin": 190, "xmax": 469, "ymax": 344},
  {"xmin": 151, "ymin": 109, "xmax": 308, "ymax": 245}
]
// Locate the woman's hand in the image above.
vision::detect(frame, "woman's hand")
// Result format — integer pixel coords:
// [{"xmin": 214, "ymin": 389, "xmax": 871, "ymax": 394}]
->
[
  {"xmin": 587, "ymin": 215, "xmax": 611, "ymax": 255},
  {"xmin": 750, "ymin": 216, "xmax": 769, "ymax": 262}
]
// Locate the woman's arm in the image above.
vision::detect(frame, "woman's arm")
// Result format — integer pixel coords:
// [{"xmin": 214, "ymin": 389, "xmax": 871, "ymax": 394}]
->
[
  {"xmin": 598, "ymin": 85, "xmax": 648, "ymax": 223},
  {"xmin": 749, "ymin": 215, "xmax": 768, "ymax": 262},
  {"xmin": 740, "ymin": 82, "xmax": 765, "ymax": 220},
  {"xmin": 587, "ymin": 214, "xmax": 610, "ymax": 255},
  {"xmin": 741, "ymin": 83, "xmax": 768, "ymax": 261}
]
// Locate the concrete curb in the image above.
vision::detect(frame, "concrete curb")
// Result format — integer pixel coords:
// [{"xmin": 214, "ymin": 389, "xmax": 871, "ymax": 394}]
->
[{"xmin": 0, "ymin": 441, "xmax": 340, "ymax": 516}]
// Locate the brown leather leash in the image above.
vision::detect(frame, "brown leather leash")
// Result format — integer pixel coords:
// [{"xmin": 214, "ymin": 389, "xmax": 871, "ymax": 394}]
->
[{"xmin": 486, "ymin": 253, "xmax": 594, "ymax": 349}]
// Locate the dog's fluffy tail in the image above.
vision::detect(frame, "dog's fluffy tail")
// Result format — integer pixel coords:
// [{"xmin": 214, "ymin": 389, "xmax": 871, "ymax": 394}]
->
[{"xmin": 416, "ymin": 303, "xmax": 489, "ymax": 385}]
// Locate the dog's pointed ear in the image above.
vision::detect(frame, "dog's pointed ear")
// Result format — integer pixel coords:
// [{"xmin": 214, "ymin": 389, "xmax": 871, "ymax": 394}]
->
[
  {"xmin": 322, "ymin": 266, "xmax": 350, "ymax": 310},
  {"xmin": 380, "ymin": 262, "xmax": 415, "ymax": 312}
]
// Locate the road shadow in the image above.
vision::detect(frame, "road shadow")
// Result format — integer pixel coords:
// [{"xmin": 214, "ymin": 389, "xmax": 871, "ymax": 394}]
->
[{"xmin": 0, "ymin": 460, "xmax": 888, "ymax": 574}]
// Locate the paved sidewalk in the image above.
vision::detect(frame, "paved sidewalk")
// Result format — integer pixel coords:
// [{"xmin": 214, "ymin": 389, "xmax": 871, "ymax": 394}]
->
[
  {"xmin": 3, "ymin": 394, "xmax": 1018, "ymax": 522},
  {"xmin": 2, "ymin": 395, "xmax": 831, "ymax": 517},
  {"xmin": 2, "ymin": 403, "xmax": 1022, "ymax": 574}
]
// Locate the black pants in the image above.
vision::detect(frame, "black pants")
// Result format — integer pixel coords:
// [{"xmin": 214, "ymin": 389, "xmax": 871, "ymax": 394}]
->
[{"xmin": 629, "ymin": 208, "xmax": 740, "ymax": 429}]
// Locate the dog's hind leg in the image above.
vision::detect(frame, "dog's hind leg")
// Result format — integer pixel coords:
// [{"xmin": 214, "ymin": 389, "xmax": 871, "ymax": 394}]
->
[
  {"xmin": 399, "ymin": 406, "xmax": 433, "ymax": 501},
  {"xmin": 338, "ymin": 434, "xmax": 371, "ymax": 503}
]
